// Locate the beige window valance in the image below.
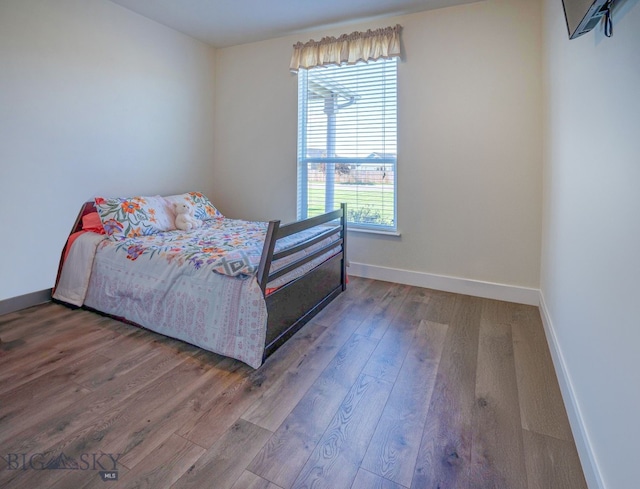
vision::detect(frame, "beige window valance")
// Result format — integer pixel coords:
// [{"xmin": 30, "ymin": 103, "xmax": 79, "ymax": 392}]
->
[{"xmin": 289, "ymin": 24, "xmax": 402, "ymax": 73}]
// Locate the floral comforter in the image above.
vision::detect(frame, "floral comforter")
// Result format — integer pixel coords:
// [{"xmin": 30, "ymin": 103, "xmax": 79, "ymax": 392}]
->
[{"xmin": 106, "ymin": 217, "xmax": 268, "ymax": 277}]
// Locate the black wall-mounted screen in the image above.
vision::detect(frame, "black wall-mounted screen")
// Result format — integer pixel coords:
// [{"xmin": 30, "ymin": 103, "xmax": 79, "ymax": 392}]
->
[{"xmin": 562, "ymin": 0, "xmax": 609, "ymax": 39}]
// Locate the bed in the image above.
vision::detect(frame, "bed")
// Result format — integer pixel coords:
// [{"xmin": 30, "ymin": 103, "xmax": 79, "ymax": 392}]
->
[{"xmin": 53, "ymin": 193, "xmax": 347, "ymax": 368}]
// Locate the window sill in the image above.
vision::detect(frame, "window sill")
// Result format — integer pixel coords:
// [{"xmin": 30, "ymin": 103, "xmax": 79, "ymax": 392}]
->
[{"xmin": 347, "ymin": 227, "xmax": 401, "ymax": 237}]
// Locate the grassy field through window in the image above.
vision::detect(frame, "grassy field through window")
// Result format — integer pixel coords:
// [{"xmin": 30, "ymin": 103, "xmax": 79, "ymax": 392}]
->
[{"xmin": 307, "ymin": 184, "xmax": 394, "ymax": 226}]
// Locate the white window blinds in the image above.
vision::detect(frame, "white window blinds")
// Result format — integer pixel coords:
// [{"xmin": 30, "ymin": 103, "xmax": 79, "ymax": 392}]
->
[{"xmin": 297, "ymin": 57, "xmax": 398, "ymax": 231}]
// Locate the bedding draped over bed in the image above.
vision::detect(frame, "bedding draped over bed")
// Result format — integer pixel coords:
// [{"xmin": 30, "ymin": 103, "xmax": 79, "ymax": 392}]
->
[
  {"xmin": 54, "ymin": 215, "xmax": 341, "ymax": 368},
  {"xmin": 83, "ymin": 248, "xmax": 268, "ymax": 368}
]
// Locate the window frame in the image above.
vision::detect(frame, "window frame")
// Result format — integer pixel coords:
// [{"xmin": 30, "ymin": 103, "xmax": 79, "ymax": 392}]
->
[{"xmin": 296, "ymin": 58, "xmax": 398, "ymax": 233}]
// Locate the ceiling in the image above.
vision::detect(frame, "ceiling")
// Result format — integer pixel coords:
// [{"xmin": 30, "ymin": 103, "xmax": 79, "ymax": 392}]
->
[{"xmin": 109, "ymin": 0, "xmax": 481, "ymax": 48}]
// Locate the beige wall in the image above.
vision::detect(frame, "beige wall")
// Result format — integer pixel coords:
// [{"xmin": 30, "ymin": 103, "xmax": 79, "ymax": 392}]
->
[
  {"xmin": 213, "ymin": 0, "xmax": 543, "ymax": 291},
  {"xmin": 541, "ymin": 0, "xmax": 640, "ymax": 487},
  {"xmin": 0, "ymin": 0, "xmax": 216, "ymax": 301}
]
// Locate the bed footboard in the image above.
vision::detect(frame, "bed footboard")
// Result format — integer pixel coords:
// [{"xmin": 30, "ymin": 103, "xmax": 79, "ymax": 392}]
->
[{"xmin": 259, "ymin": 204, "xmax": 347, "ymax": 360}]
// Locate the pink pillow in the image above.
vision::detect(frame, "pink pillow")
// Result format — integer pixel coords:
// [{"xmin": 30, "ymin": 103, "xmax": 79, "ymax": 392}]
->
[{"xmin": 82, "ymin": 212, "xmax": 105, "ymax": 234}]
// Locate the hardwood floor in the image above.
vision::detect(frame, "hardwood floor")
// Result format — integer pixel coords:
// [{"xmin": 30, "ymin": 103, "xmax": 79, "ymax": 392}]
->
[{"xmin": 0, "ymin": 278, "xmax": 588, "ymax": 489}]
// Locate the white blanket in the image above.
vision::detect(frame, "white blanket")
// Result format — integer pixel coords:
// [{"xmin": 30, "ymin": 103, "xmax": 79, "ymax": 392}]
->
[{"xmin": 52, "ymin": 232, "xmax": 107, "ymax": 306}]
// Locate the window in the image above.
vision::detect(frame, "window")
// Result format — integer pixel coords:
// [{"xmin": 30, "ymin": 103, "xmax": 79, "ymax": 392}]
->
[{"xmin": 297, "ymin": 57, "xmax": 398, "ymax": 232}]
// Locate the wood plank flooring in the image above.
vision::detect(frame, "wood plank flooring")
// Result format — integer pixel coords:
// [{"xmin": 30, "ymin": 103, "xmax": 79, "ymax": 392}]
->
[{"xmin": 0, "ymin": 278, "xmax": 588, "ymax": 489}]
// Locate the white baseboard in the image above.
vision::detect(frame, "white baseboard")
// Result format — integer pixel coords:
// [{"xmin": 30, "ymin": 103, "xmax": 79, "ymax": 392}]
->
[
  {"xmin": 538, "ymin": 292, "xmax": 605, "ymax": 489},
  {"xmin": 348, "ymin": 262, "xmax": 539, "ymax": 306}
]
